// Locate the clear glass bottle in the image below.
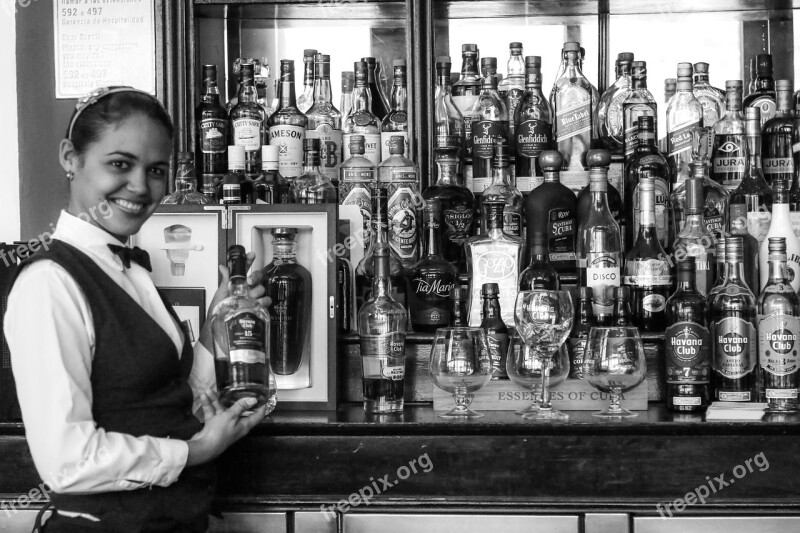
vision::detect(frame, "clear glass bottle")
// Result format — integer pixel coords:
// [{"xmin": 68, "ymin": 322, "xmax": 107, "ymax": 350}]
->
[
  {"xmin": 757, "ymin": 237, "xmax": 800, "ymax": 412},
  {"xmin": 230, "ymin": 62, "xmax": 266, "ymax": 179},
  {"xmin": 340, "ymin": 71, "xmax": 355, "ymax": 119},
  {"xmin": 362, "ymin": 56, "xmax": 390, "ymax": 121},
  {"xmin": 380, "ymin": 60, "xmax": 409, "ymax": 160},
  {"xmin": 358, "ymin": 243, "xmax": 407, "ymax": 414},
  {"xmin": 378, "ymin": 135, "xmax": 421, "ymax": 269},
  {"xmin": 712, "ymin": 80, "xmax": 747, "ymax": 192},
  {"xmin": 577, "ymin": 150, "xmax": 626, "ymax": 252},
  {"xmin": 480, "ymin": 282, "xmax": 510, "ymax": 380},
  {"xmin": 305, "ymin": 54, "xmax": 343, "ymax": 186},
  {"xmin": 498, "ymin": 42, "xmax": 525, "ymax": 140},
  {"xmin": 433, "ymin": 56, "xmax": 465, "ymax": 168},
  {"xmin": 211, "ymin": 245, "xmax": 277, "ymax": 413},
  {"xmin": 470, "ymin": 59, "xmax": 508, "ymax": 195},
  {"xmin": 519, "ymin": 231, "xmax": 560, "ymax": 290},
  {"xmin": 343, "ymin": 61, "xmax": 382, "ymax": 167},
  {"xmin": 481, "ymin": 139, "xmax": 523, "ymax": 237},
  {"xmin": 598, "ymin": 52, "xmax": 634, "ymax": 155},
  {"xmin": 658, "ymin": 77, "xmax": 677, "ymax": 154},
  {"xmin": 622, "ymin": 61, "xmax": 657, "ymax": 162},
  {"xmin": 612, "ymin": 286, "xmax": 633, "ymax": 327},
  {"xmin": 743, "ymin": 53, "xmax": 776, "ymax": 126},
  {"xmin": 268, "ymin": 60, "xmax": 308, "ymax": 180},
  {"xmin": 340, "ymin": 135, "xmax": 377, "ymax": 247},
  {"xmin": 452, "ymin": 44, "xmax": 482, "ymax": 184},
  {"xmin": 253, "ymin": 145, "xmax": 288, "ymax": 204},
  {"xmin": 730, "ymin": 202, "xmax": 761, "ymax": 295},
  {"xmin": 162, "ymin": 151, "xmax": 212, "ymax": 205},
  {"xmin": 568, "ymin": 286, "xmax": 595, "ymax": 379},
  {"xmin": 672, "ymin": 176, "xmax": 715, "ymax": 297},
  {"xmin": 666, "ymin": 62, "xmax": 703, "ymax": 188},
  {"xmin": 514, "ymin": 55, "xmax": 553, "ymax": 193},
  {"xmin": 465, "ymin": 201, "xmax": 524, "ymax": 327},
  {"xmin": 692, "ymin": 62, "xmax": 725, "ymax": 129},
  {"xmin": 296, "ymin": 48, "xmax": 317, "ymax": 114},
  {"xmin": 195, "ymin": 65, "xmax": 228, "ymax": 191},
  {"xmin": 759, "ymin": 177, "xmax": 800, "ymax": 292},
  {"xmin": 762, "ymin": 79, "xmax": 795, "ymax": 188},
  {"xmin": 290, "ymin": 138, "xmax": 337, "ymax": 204}
]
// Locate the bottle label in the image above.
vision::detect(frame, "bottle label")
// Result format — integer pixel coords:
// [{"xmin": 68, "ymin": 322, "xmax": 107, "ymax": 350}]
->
[
  {"xmin": 307, "ymin": 124, "xmax": 343, "ymax": 181},
  {"xmin": 474, "ymin": 250, "xmax": 517, "ymax": 282},
  {"xmin": 758, "ymin": 314, "xmax": 800, "ymax": 377},
  {"xmin": 555, "ymin": 99, "xmax": 592, "ymax": 142},
  {"xmin": 516, "ymin": 175, "xmax": 543, "ymax": 193},
  {"xmin": 233, "ymin": 118, "xmax": 263, "ymax": 152},
  {"xmin": 360, "ymin": 332, "xmax": 406, "ymax": 381},
  {"xmin": 435, "ymin": 134, "xmax": 461, "ymax": 150},
  {"xmin": 632, "ymin": 177, "xmax": 671, "ymax": 249},
  {"xmin": 225, "ymin": 312, "xmax": 267, "ymax": 365},
  {"xmin": 623, "ymin": 106, "xmax": 655, "ymax": 158},
  {"xmin": 411, "ymin": 274, "xmax": 455, "ymax": 298},
  {"xmin": 568, "ymin": 336, "xmax": 588, "ymax": 379},
  {"xmin": 460, "ymin": 114, "xmax": 475, "ymax": 157},
  {"xmin": 623, "ymin": 258, "xmax": 672, "ymax": 286},
  {"xmin": 472, "ymin": 177, "xmax": 491, "ymax": 194},
  {"xmin": 547, "ymin": 208, "xmax": 576, "ymax": 263},
  {"xmin": 748, "ymin": 97, "xmax": 777, "ymax": 124},
  {"xmin": 471, "ymin": 119, "xmax": 506, "ymax": 160},
  {"xmin": 341, "ymin": 168, "xmax": 375, "ymax": 183},
  {"xmin": 713, "ymin": 134, "xmax": 746, "ymax": 188},
  {"xmin": 673, "ymin": 397, "xmax": 702, "ymax": 406},
  {"xmin": 642, "ymin": 294, "xmax": 666, "ymax": 313},
  {"xmin": 665, "ymin": 321, "xmax": 711, "ymax": 384},
  {"xmin": 714, "ymin": 316, "xmax": 756, "ymax": 379},
  {"xmin": 668, "ymin": 119, "xmax": 701, "ymax": 159},
  {"xmin": 341, "ymin": 185, "xmax": 373, "ymax": 244},
  {"xmin": 585, "ymin": 253, "xmax": 621, "ymax": 317},
  {"xmin": 344, "ymin": 133, "xmax": 382, "ymax": 167},
  {"xmin": 503, "ymin": 211, "xmax": 522, "ymax": 237},
  {"xmin": 791, "ymin": 212, "xmax": 800, "ymax": 238},
  {"xmin": 387, "ymin": 186, "xmax": 421, "ymax": 264},
  {"xmin": 516, "ymin": 119, "xmax": 551, "ymax": 157},
  {"xmin": 222, "ymin": 183, "xmax": 241, "ymax": 203},
  {"xmin": 718, "ymin": 391, "xmax": 751, "ymax": 401},
  {"xmin": 763, "ymin": 157, "xmax": 794, "ymax": 175},
  {"xmin": 706, "ymin": 214, "xmax": 725, "ymax": 236},
  {"xmin": 200, "ymin": 118, "xmax": 227, "ymax": 154},
  {"xmin": 766, "ymin": 388, "xmax": 798, "ymax": 399},
  {"xmin": 486, "ymin": 331, "xmax": 509, "ymax": 378},
  {"xmin": 443, "ymin": 205, "xmax": 475, "ymax": 245},
  {"xmin": 381, "ymin": 131, "xmax": 409, "ymax": 161},
  {"xmin": 269, "ymin": 124, "xmax": 305, "ymax": 177}
]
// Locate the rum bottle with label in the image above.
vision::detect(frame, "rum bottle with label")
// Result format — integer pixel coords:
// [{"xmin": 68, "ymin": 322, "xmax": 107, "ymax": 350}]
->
[
  {"xmin": 423, "ymin": 163, "xmax": 475, "ymax": 273},
  {"xmin": 380, "ymin": 60, "xmax": 409, "ymax": 160},
  {"xmin": 598, "ymin": 52, "xmax": 634, "ymax": 155},
  {"xmin": 665, "ymin": 257, "xmax": 711, "ymax": 412},
  {"xmin": 622, "ymin": 61, "xmax": 657, "ymax": 163},
  {"xmin": 577, "ymin": 150, "xmax": 626, "ymax": 252},
  {"xmin": 759, "ymin": 177, "xmax": 800, "ymax": 292},
  {"xmin": 514, "ymin": 55, "xmax": 553, "ymax": 193},
  {"xmin": 743, "ymin": 53, "xmax": 776, "ymax": 126},
  {"xmin": 568, "ymin": 287, "xmax": 595, "ymax": 379},
  {"xmin": 406, "ymin": 199, "xmax": 457, "ymax": 333},
  {"xmin": 358, "ymin": 243, "xmax": 407, "ymax": 414},
  {"xmin": 710, "ymin": 236, "xmax": 757, "ymax": 402},
  {"xmin": 761, "ymin": 79, "xmax": 795, "ymax": 188},
  {"xmin": 305, "ymin": 54, "xmax": 343, "ymax": 186},
  {"xmin": 672, "ymin": 176, "xmax": 715, "ymax": 297},
  {"xmin": 343, "ymin": 61, "xmax": 382, "ymax": 167},
  {"xmin": 524, "ymin": 150, "xmax": 577, "ymax": 275},
  {"xmin": 519, "ymin": 231, "xmax": 559, "ymax": 290},
  {"xmin": 692, "ymin": 62, "xmax": 725, "ymax": 129},
  {"xmin": 231, "ymin": 62, "xmax": 266, "ymax": 179},
  {"xmin": 481, "ymin": 139, "xmax": 523, "ymax": 237},
  {"xmin": 624, "ymin": 175, "xmax": 672, "ymax": 331},
  {"xmin": 340, "ymin": 135, "xmax": 377, "ymax": 247},
  {"xmin": 465, "ymin": 201, "xmax": 524, "ymax": 327},
  {"xmin": 196, "ymin": 65, "xmax": 228, "ymax": 190},
  {"xmin": 470, "ymin": 61, "xmax": 508, "ymax": 196},
  {"xmin": 712, "ymin": 80, "xmax": 747, "ymax": 192},
  {"xmin": 296, "ymin": 49, "xmax": 317, "ymax": 114},
  {"xmin": 452, "ymin": 44, "xmax": 482, "ymax": 184},
  {"xmin": 480, "ymin": 283, "xmax": 509, "ymax": 379},
  {"xmin": 268, "ymin": 60, "xmax": 308, "ymax": 180},
  {"xmin": 212, "ymin": 245, "xmax": 277, "ymax": 412},
  {"xmin": 551, "ymin": 42, "xmax": 595, "ymax": 174},
  {"xmin": 666, "ymin": 63, "xmax": 703, "ymax": 187},
  {"xmin": 378, "ymin": 136, "xmax": 421, "ymax": 269},
  {"xmin": 757, "ymin": 237, "xmax": 800, "ymax": 411}
]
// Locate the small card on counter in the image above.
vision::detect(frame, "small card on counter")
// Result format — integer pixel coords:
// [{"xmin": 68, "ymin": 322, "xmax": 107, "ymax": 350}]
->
[
  {"xmin": 705, "ymin": 401, "xmax": 768, "ymax": 421},
  {"xmin": 433, "ymin": 378, "xmax": 648, "ymax": 412}
]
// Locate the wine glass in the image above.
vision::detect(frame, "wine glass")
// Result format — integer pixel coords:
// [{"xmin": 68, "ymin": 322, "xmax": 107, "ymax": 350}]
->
[
  {"xmin": 429, "ymin": 326, "xmax": 493, "ymax": 418},
  {"xmin": 582, "ymin": 326, "xmax": 647, "ymax": 418},
  {"xmin": 514, "ymin": 290, "xmax": 574, "ymax": 422},
  {"xmin": 507, "ymin": 331, "xmax": 570, "ymax": 416}
]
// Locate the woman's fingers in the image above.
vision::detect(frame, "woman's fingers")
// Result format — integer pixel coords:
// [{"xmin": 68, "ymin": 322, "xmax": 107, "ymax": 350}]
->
[
  {"xmin": 199, "ymin": 392, "xmax": 216, "ymax": 421},
  {"xmin": 227, "ymin": 397, "xmax": 258, "ymax": 419}
]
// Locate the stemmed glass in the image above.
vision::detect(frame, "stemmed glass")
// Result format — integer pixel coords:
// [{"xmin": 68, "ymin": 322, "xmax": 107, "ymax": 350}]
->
[
  {"xmin": 429, "ymin": 326, "xmax": 493, "ymax": 418},
  {"xmin": 582, "ymin": 326, "xmax": 647, "ymax": 418},
  {"xmin": 513, "ymin": 290, "xmax": 574, "ymax": 421},
  {"xmin": 507, "ymin": 331, "xmax": 570, "ymax": 416}
]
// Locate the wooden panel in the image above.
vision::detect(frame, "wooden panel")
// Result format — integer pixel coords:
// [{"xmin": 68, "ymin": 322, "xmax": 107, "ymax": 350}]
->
[
  {"xmin": 343, "ymin": 513, "xmax": 579, "ymax": 533},
  {"xmin": 634, "ymin": 517, "xmax": 800, "ymax": 533},
  {"xmin": 208, "ymin": 512, "xmax": 286, "ymax": 532}
]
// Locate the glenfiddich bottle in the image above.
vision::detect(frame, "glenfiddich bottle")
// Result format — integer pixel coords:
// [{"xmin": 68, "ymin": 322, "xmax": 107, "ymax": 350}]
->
[
  {"xmin": 612, "ymin": 286, "xmax": 633, "ymax": 327},
  {"xmin": 305, "ymin": 54, "xmax": 343, "ymax": 185},
  {"xmin": 759, "ymin": 177, "xmax": 800, "ymax": 292},
  {"xmin": 268, "ymin": 60, "xmax": 308, "ymax": 179},
  {"xmin": 452, "ymin": 44, "xmax": 482, "ymax": 183},
  {"xmin": 343, "ymin": 61, "xmax": 382, "ymax": 167},
  {"xmin": 551, "ymin": 42, "xmax": 595, "ymax": 175},
  {"xmin": 673, "ymin": 176, "xmax": 715, "ymax": 297},
  {"xmin": 378, "ymin": 135, "xmax": 421, "ymax": 269},
  {"xmin": 470, "ymin": 61, "xmax": 508, "ymax": 195},
  {"xmin": 406, "ymin": 199, "xmax": 458, "ymax": 333},
  {"xmin": 340, "ymin": 135, "xmax": 376, "ymax": 246},
  {"xmin": 519, "ymin": 232, "xmax": 560, "ymax": 290},
  {"xmin": 577, "ymin": 150, "xmax": 626, "ymax": 252},
  {"xmin": 665, "ymin": 257, "xmax": 711, "ymax": 412},
  {"xmin": 196, "ymin": 65, "xmax": 228, "ymax": 189},
  {"xmin": 525, "ymin": 150, "xmax": 577, "ymax": 275},
  {"xmin": 362, "ymin": 56, "xmax": 390, "ymax": 121},
  {"xmin": 712, "ymin": 81, "xmax": 746, "ymax": 192},
  {"xmin": 231, "ymin": 62, "xmax": 266, "ymax": 179},
  {"xmin": 514, "ymin": 55, "xmax": 552, "ymax": 192},
  {"xmin": 480, "ymin": 283, "xmax": 509, "ymax": 379},
  {"xmin": 568, "ymin": 287, "xmax": 595, "ymax": 379},
  {"xmin": 296, "ymin": 49, "xmax": 317, "ymax": 114},
  {"xmin": 762, "ymin": 80, "xmax": 795, "ymax": 187},
  {"xmin": 692, "ymin": 62, "xmax": 725, "ymax": 129},
  {"xmin": 624, "ymin": 176, "xmax": 672, "ymax": 331},
  {"xmin": 710, "ymin": 236, "xmax": 757, "ymax": 402},
  {"xmin": 758, "ymin": 237, "xmax": 800, "ymax": 412},
  {"xmin": 743, "ymin": 53, "xmax": 776, "ymax": 126},
  {"xmin": 598, "ymin": 52, "xmax": 634, "ymax": 154},
  {"xmin": 622, "ymin": 61, "xmax": 657, "ymax": 162},
  {"xmin": 380, "ymin": 60, "xmax": 409, "ymax": 160},
  {"xmin": 481, "ymin": 139, "xmax": 523, "ymax": 237},
  {"xmin": 666, "ymin": 63, "xmax": 703, "ymax": 187}
]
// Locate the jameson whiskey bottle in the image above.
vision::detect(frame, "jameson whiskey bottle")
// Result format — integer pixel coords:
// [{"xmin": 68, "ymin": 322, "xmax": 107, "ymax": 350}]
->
[
  {"xmin": 514, "ymin": 55, "xmax": 552, "ymax": 192},
  {"xmin": 598, "ymin": 52, "xmax": 634, "ymax": 154},
  {"xmin": 452, "ymin": 44, "xmax": 482, "ymax": 183},
  {"xmin": 692, "ymin": 62, "xmax": 725, "ymax": 129},
  {"xmin": 743, "ymin": 53, "xmax": 776, "ymax": 126},
  {"xmin": 340, "ymin": 135, "xmax": 376, "ymax": 247},
  {"xmin": 196, "ymin": 65, "xmax": 228, "ymax": 189},
  {"xmin": 305, "ymin": 54, "xmax": 343, "ymax": 185},
  {"xmin": 762, "ymin": 80, "xmax": 795, "ymax": 187},
  {"xmin": 568, "ymin": 287, "xmax": 595, "ymax": 379},
  {"xmin": 673, "ymin": 176, "xmax": 715, "ymax": 297},
  {"xmin": 268, "ymin": 60, "xmax": 308, "ymax": 179},
  {"xmin": 712, "ymin": 80, "xmax": 747, "ymax": 192},
  {"xmin": 666, "ymin": 63, "xmax": 703, "ymax": 187},
  {"xmin": 470, "ymin": 62, "xmax": 508, "ymax": 195},
  {"xmin": 665, "ymin": 257, "xmax": 711, "ymax": 412},
  {"xmin": 622, "ymin": 61, "xmax": 657, "ymax": 162},
  {"xmin": 758, "ymin": 237, "xmax": 800, "ymax": 411},
  {"xmin": 380, "ymin": 60, "xmax": 409, "ymax": 160},
  {"xmin": 230, "ymin": 62, "xmax": 266, "ymax": 178},
  {"xmin": 480, "ymin": 283, "xmax": 510, "ymax": 380},
  {"xmin": 343, "ymin": 61, "xmax": 382, "ymax": 166},
  {"xmin": 624, "ymin": 176, "xmax": 672, "ymax": 331},
  {"xmin": 481, "ymin": 139, "xmax": 523, "ymax": 237},
  {"xmin": 525, "ymin": 150, "xmax": 577, "ymax": 275},
  {"xmin": 710, "ymin": 236, "xmax": 757, "ymax": 402},
  {"xmin": 519, "ymin": 231, "xmax": 560, "ymax": 290}
]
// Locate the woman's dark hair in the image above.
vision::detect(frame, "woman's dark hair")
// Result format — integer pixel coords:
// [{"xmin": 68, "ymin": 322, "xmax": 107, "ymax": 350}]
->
[{"xmin": 67, "ymin": 91, "xmax": 174, "ymax": 154}]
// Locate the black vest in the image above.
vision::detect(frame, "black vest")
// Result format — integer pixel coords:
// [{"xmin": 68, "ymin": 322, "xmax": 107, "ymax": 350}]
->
[{"xmin": 14, "ymin": 240, "xmax": 214, "ymax": 533}]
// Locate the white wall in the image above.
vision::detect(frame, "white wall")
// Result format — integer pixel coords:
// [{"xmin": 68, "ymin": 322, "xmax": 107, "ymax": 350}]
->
[{"xmin": 0, "ymin": 0, "xmax": 20, "ymax": 243}]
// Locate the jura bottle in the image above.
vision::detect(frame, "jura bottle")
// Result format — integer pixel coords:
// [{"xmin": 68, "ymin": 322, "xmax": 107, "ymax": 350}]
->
[{"xmin": 712, "ymin": 80, "xmax": 747, "ymax": 192}]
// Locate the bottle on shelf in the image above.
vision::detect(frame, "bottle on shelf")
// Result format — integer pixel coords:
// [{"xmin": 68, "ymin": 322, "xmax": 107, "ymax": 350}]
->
[
  {"xmin": 666, "ymin": 63, "xmax": 703, "ymax": 188},
  {"xmin": 577, "ymin": 151, "xmax": 622, "ymax": 326},
  {"xmin": 519, "ymin": 231, "xmax": 560, "ymax": 290},
  {"xmin": 480, "ymin": 282, "xmax": 510, "ymax": 380},
  {"xmin": 761, "ymin": 79, "xmax": 795, "ymax": 188},
  {"xmin": 380, "ymin": 60, "xmax": 409, "ymax": 160},
  {"xmin": 465, "ymin": 201, "xmax": 524, "ymax": 327},
  {"xmin": 340, "ymin": 71, "xmax": 355, "ymax": 119},
  {"xmin": 664, "ymin": 256, "xmax": 711, "ymax": 413},
  {"xmin": 196, "ymin": 65, "xmax": 228, "ymax": 191},
  {"xmin": 358, "ymin": 243, "xmax": 407, "ymax": 414},
  {"xmin": 524, "ymin": 150, "xmax": 577, "ymax": 276},
  {"xmin": 221, "ymin": 145, "xmax": 248, "ymax": 205},
  {"xmin": 406, "ymin": 199, "xmax": 458, "ymax": 333},
  {"xmin": 305, "ymin": 53, "xmax": 343, "ymax": 186},
  {"xmin": 290, "ymin": 138, "xmax": 337, "ymax": 204},
  {"xmin": 343, "ymin": 61, "xmax": 382, "ymax": 167},
  {"xmin": 227, "ymin": 57, "xmax": 272, "ymax": 118},
  {"xmin": 622, "ymin": 60, "xmax": 657, "ymax": 163},
  {"xmin": 252, "ymin": 145, "xmax": 289, "ymax": 204},
  {"xmin": 259, "ymin": 228, "xmax": 312, "ymax": 384},
  {"xmin": 597, "ymin": 52, "xmax": 634, "ymax": 155},
  {"xmin": 672, "ymin": 176, "xmax": 715, "ymax": 297},
  {"xmin": 230, "ymin": 62, "xmax": 266, "ymax": 179},
  {"xmin": 743, "ymin": 53, "xmax": 776, "ymax": 126},
  {"xmin": 709, "ymin": 235, "xmax": 727, "ymax": 299},
  {"xmin": 514, "ymin": 55, "xmax": 553, "ymax": 193},
  {"xmin": 362, "ymin": 56, "xmax": 390, "ymax": 121},
  {"xmin": 712, "ymin": 80, "xmax": 747, "ymax": 192},
  {"xmin": 612, "ymin": 286, "xmax": 633, "ymax": 327},
  {"xmin": 710, "ymin": 236, "xmax": 757, "ymax": 402},
  {"xmin": 757, "ymin": 237, "xmax": 800, "ymax": 412},
  {"xmin": 759, "ymin": 177, "xmax": 800, "ymax": 292},
  {"xmin": 658, "ymin": 77, "xmax": 677, "ymax": 154},
  {"xmin": 378, "ymin": 135, "xmax": 421, "ymax": 269},
  {"xmin": 268, "ymin": 59, "xmax": 308, "ymax": 180},
  {"xmin": 470, "ymin": 57, "xmax": 508, "ymax": 197},
  {"xmin": 211, "ymin": 245, "xmax": 277, "ymax": 413},
  {"xmin": 730, "ymin": 205, "xmax": 761, "ymax": 295},
  {"xmin": 296, "ymin": 48, "xmax": 317, "ymax": 114},
  {"xmin": 340, "ymin": 135, "xmax": 377, "ymax": 248},
  {"xmin": 729, "ymin": 107, "xmax": 773, "ymax": 246},
  {"xmin": 162, "ymin": 151, "xmax": 212, "ymax": 205},
  {"xmin": 433, "ymin": 56, "xmax": 465, "ymax": 169},
  {"xmin": 481, "ymin": 139, "xmax": 523, "ymax": 237},
  {"xmin": 452, "ymin": 44, "xmax": 482, "ymax": 186},
  {"xmin": 567, "ymin": 286, "xmax": 595, "ymax": 379},
  {"xmin": 692, "ymin": 62, "xmax": 725, "ymax": 129},
  {"xmin": 498, "ymin": 42, "xmax": 525, "ymax": 140}
]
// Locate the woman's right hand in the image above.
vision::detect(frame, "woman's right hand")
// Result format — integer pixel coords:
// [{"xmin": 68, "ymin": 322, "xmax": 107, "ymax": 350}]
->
[{"xmin": 185, "ymin": 390, "xmax": 266, "ymax": 466}]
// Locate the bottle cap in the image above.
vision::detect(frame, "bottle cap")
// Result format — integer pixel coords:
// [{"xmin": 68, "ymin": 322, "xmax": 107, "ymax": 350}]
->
[
  {"xmin": 693, "ymin": 62, "xmax": 709, "ymax": 74},
  {"xmin": 436, "ymin": 55, "xmax": 451, "ymax": 65},
  {"xmin": 202, "ymin": 65, "xmax": 217, "ymax": 80},
  {"xmin": 563, "ymin": 41, "xmax": 580, "ymax": 52},
  {"xmin": 272, "ymin": 227, "xmax": 298, "ymax": 237},
  {"xmin": 768, "ymin": 237, "xmax": 788, "ymax": 262},
  {"xmin": 539, "ymin": 150, "xmax": 563, "ymax": 171},
  {"xmin": 481, "ymin": 282, "xmax": 500, "ymax": 297},
  {"xmin": 525, "ymin": 55, "xmax": 541, "ymax": 68},
  {"xmin": 677, "ymin": 257, "xmax": 696, "ymax": 273},
  {"xmin": 756, "ymin": 54, "xmax": 773, "ymax": 76},
  {"xmin": 314, "ymin": 53, "xmax": 330, "ymax": 63},
  {"xmin": 579, "ymin": 286, "xmax": 593, "ymax": 300},
  {"xmin": 726, "ymin": 236, "xmax": 744, "ymax": 262},
  {"xmin": 393, "ymin": 59, "xmax": 406, "ymax": 68},
  {"xmin": 631, "ymin": 61, "xmax": 647, "ymax": 78},
  {"xmin": 715, "ymin": 235, "xmax": 726, "ymax": 261},
  {"xmin": 614, "ymin": 286, "xmax": 630, "ymax": 301},
  {"xmin": 725, "ymin": 79, "xmax": 743, "ymax": 90},
  {"xmin": 676, "ymin": 62, "xmax": 693, "ymax": 78},
  {"xmin": 745, "ymin": 107, "xmax": 761, "ymax": 135},
  {"xmin": 510, "ymin": 41, "xmax": 523, "ymax": 49},
  {"xmin": 665, "ymin": 78, "xmax": 677, "ymax": 90},
  {"xmin": 349, "ymin": 134, "xmax": 366, "ymax": 154},
  {"xmin": 361, "ymin": 56, "xmax": 377, "ymax": 65},
  {"xmin": 303, "ymin": 49, "xmax": 317, "ymax": 59},
  {"xmin": 462, "ymin": 43, "xmax": 478, "ymax": 54},
  {"xmin": 228, "ymin": 145, "xmax": 245, "ymax": 163},
  {"xmin": 586, "ymin": 149, "xmax": 611, "ymax": 168},
  {"xmin": 389, "ymin": 136, "xmax": 405, "ymax": 155},
  {"xmin": 354, "ymin": 61, "xmax": 368, "ymax": 86},
  {"xmin": 481, "ymin": 57, "xmax": 497, "ymax": 69},
  {"xmin": 450, "ymin": 286, "xmax": 467, "ymax": 300},
  {"xmin": 227, "ymin": 245, "xmax": 247, "ymax": 279},
  {"xmin": 618, "ymin": 52, "xmax": 634, "ymax": 62}
]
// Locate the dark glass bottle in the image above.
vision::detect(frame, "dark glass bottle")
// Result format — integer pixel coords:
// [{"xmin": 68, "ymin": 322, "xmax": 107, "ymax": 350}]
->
[
  {"xmin": 253, "ymin": 145, "xmax": 289, "ymax": 204},
  {"xmin": 665, "ymin": 257, "xmax": 711, "ymax": 412},
  {"xmin": 406, "ymin": 199, "xmax": 458, "ymax": 333},
  {"xmin": 577, "ymin": 150, "xmax": 626, "ymax": 253},
  {"xmin": 470, "ymin": 62, "xmax": 508, "ymax": 196},
  {"xmin": 743, "ymin": 53, "xmax": 777, "ymax": 126},
  {"xmin": 519, "ymin": 232, "xmax": 560, "ymax": 290},
  {"xmin": 480, "ymin": 282, "xmax": 509, "ymax": 380},
  {"xmin": 791, "ymin": 95, "xmax": 800, "ymax": 236},
  {"xmin": 450, "ymin": 286, "xmax": 469, "ymax": 327},
  {"xmin": 710, "ymin": 236, "xmax": 757, "ymax": 402},
  {"xmin": 230, "ymin": 62, "xmax": 266, "ymax": 179},
  {"xmin": 514, "ymin": 55, "xmax": 553, "ymax": 193},
  {"xmin": 196, "ymin": 65, "xmax": 229, "ymax": 191},
  {"xmin": 524, "ymin": 150, "xmax": 577, "ymax": 275},
  {"xmin": 612, "ymin": 286, "xmax": 633, "ymax": 327},
  {"xmin": 622, "ymin": 60, "xmax": 657, "ymax": 162},
  {"xmin": 762, "ymin": 79, "xmax": 795, "ymax": 188},
  {"xmin": 267, "ymin": 60, "xmax": 308, "ymax": 180},
  {"xmin": 362, "ymin": 56, "xmax": 390, "ymax": 121},
  {"xmin": 568, "ymin": 287, "xmax": 595, "ymax": 379}
]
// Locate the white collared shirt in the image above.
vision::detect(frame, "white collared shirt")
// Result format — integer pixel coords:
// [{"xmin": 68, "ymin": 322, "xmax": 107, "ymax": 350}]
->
[{"xmin": 4, "ymin": 211, "xmax": 216, "ymax": 494}]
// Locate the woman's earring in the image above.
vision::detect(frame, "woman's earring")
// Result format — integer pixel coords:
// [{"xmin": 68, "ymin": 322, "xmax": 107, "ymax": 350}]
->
[{"xmin": 66, "ymin": 171, "xmax": 74, "ymax": 181}]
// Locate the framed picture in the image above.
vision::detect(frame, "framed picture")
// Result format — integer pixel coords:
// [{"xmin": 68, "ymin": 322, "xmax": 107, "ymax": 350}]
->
[{"xmin": 157, "ymin": 287, "xmax": 207, "ymax": 344}]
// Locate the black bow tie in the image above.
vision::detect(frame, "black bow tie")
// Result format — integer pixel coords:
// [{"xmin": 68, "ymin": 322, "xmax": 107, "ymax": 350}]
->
[{"xmin": 108, "ymin": 244, "xmax": 152, "ymax": 272}]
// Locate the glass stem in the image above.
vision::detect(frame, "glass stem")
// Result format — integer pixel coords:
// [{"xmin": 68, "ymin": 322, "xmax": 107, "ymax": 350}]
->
[
  {"xmin": 609, "ymin": 386, "xmax": 622, "ymax": 413},
  {"xmin": 539, "ymin": 354, "xmax": 552, "ymax": 410},
  {"xmin": 454, "ymin": 389, "xmax": 468, "ymax": 412}
]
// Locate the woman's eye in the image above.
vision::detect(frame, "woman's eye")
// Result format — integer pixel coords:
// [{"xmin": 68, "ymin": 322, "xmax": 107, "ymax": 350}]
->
[
  {"xmin": 149, "ymin": 167, "xmax": 167, "ymax": 178},
  {"xmin": 110, "ymin": 160, "xmax": 131, "ymax": 170}
]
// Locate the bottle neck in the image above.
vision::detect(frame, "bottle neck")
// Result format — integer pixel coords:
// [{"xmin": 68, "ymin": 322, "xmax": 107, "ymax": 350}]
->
[
  {"xmin": 303, "ymin": 152, "xmax": 322, "ymax": 173},
  {"xmin": 424, "ymin": 216, "xmax": 443, "ymax": 256},
  {"xmin": 451, "ymin": 299, "xmax": 468, "ymax": 327},
  {"xmin": 491, "ymin": 164, "xmax": 511, "ymax": 186},
  {"xmin": 239, "ymin": 76, "xmax": 257, "ymax": 103},
  {"xmin": 352, "ymin": 85, "xmax": 372, "ymax": 114},
  {"xmin": 632, "ymin": 76, "xmax": 648, "ymax": 90},
  {"xmin": 202, "ymin": 78, "xmax": 221, "ymax": 102},
  {"xmin": 676, "ymin": 272, "xmax": 697, "ymax": 292},
  {"xmin": 482, "ymin": 297, "xmax": 502, "ymax": 320},
  {"xmin": 543, "ymin": 170, "xmax": 560, "ymax": 183},
  {"xmin": 613, "ymin": 301, "xmax": 631, "ymax": 326},
  {"xmin": 372, "ymin": 254, "xmax": 391, "ymax": 298},
  {"xmin": 391, "ymin": 75, "xmax": 408, "ymax": 111},
  {"xmin": 435, "ymin": 158, "xmax": 459, "ymax": 185},
  {"xmin": 313, "ymin": 75, "xmax": 333, "ymax": 104},
  {"xmin": 277, "ymin": 75, "xmax": 298, "ymax": 108},
  {"xmin": 461, "ymin": 54, "xmax": 479, "ymax": 77},
  {"xmin": 746, "ymin": 134, "xmax": 762, "ymax": 170},
  {"xmin": 768, "ymin": 258, "xmax": 790, "ymax": 284},
  {"xmin": 529, "ymin": 245, "xmax": 549, "ymax": 266},
  {"xmin": 507, "ymin": 54, "xmax": 524, "ymax": 77},
  {"xmin": 723, "ymin": 259, "xmax": 747, "ymax": 285},
  {"xmin": 229, "ymin": 276, "xmax": 248, "ymax": 297},
  {"xmin": 273, "ymin": 240, "xmax": 297, "ymax": 260},
  {"xmin": 636, "ymin": 130, "xmax": 657, "ymax": 151}
]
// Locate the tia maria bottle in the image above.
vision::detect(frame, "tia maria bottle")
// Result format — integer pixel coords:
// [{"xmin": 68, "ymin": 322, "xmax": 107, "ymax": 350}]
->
[{"xmin": 514, "ymin": 55, "xmax": 552, "ymax": 192}]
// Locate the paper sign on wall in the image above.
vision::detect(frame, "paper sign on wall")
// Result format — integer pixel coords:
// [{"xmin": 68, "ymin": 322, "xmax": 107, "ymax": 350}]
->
[{"xmin": 53, "ymin": 0, "xmax": 156, "ymax": 98}]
